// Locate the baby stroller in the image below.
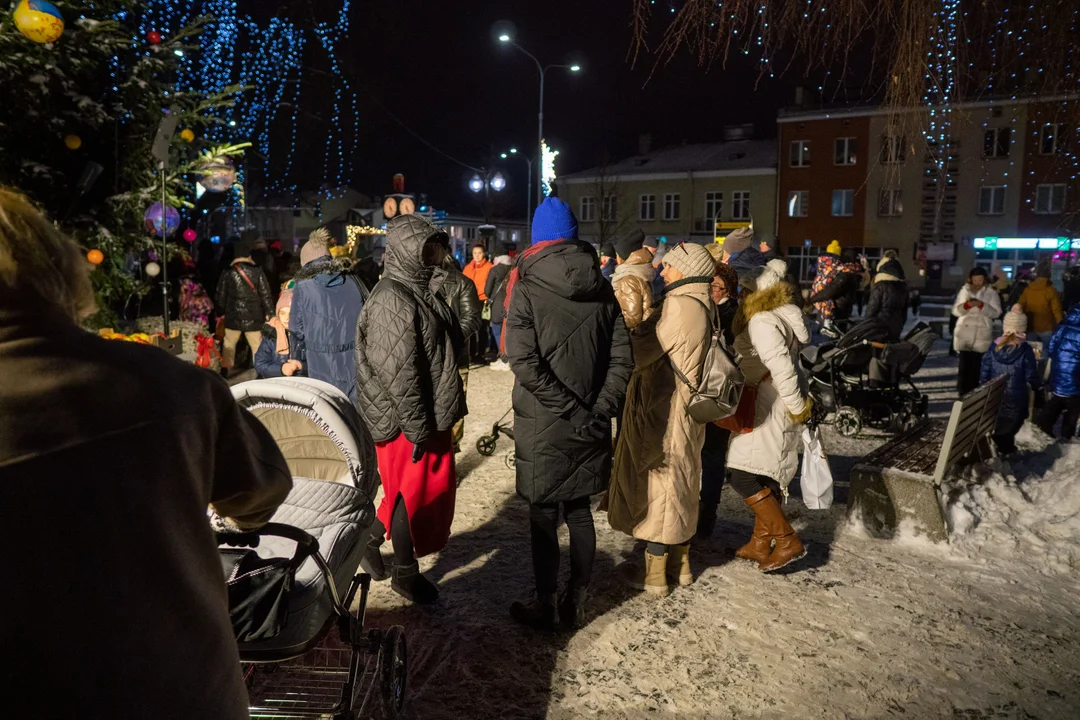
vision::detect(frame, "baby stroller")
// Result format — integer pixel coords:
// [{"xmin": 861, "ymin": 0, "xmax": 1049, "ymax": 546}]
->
[
  {"xmin": 221, "ymin": 377, "xmax": 407, "ymax": 719},
  {"xmin": 800, "ymin": 319, "xmax": 937, "ymax": 437},
  {"xmin": 476, "ymin": 407, "xmax": 516, "ymax": 469}
]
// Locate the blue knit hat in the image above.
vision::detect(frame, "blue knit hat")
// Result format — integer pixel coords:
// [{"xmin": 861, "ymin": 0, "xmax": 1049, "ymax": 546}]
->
[{"xmin": 531, "ymin": 197, "xmax": 578, "ymax": 243}]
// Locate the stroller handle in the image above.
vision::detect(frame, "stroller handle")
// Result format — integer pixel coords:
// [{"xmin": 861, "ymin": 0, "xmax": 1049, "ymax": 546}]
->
[{"xmin": 217, "ymin": 523, "xmax": 321, "ymax": 567}]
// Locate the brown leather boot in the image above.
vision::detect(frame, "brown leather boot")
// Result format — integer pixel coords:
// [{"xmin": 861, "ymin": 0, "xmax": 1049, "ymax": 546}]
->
[
  {"xmin": 755, "ymin": 492, "xmax": 807, "ymax": 573},
  {"xmin": 735, "ymin": 488, "xmax": 774, "ymax": 564}
]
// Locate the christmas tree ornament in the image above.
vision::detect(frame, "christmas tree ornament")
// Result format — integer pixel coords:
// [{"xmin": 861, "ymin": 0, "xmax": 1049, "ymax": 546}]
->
[
  {"xmin": 145, "ymin": 261, "xmax": 161, "ymax": 278},
  {"xmin": 179, "ymin": 129, "xmax": 195, "ymax": 143},
  {"xmin": 143, "ymin": 202, "xmax": 180, "ymax": 237},
  {"xmin": 147, "ymin": 31, "xmax": 162, "ymax": 45},
  {"xmin": 196, "ymin": 157, "xmax": 237, "ymax": 193},
  {"xmin": 182, "ymin": 228, "xmax": 197, "ymax": 242},
  {"xmin": 64, "ymin": 134, "xmax": 81, "ymax": 150},
  {"xmin": 86, "ymin": 249, "xmax": 104, "ymax": 265},
  {"xmin": 13, "ymin": 0, "xmax": 65, "ymax": 44}
]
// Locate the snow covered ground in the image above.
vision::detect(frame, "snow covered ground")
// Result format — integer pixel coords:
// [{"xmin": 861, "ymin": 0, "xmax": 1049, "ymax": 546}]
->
[{"xmin": 360, "ymin": 342, "xmax": 1080, "ymax": 719}]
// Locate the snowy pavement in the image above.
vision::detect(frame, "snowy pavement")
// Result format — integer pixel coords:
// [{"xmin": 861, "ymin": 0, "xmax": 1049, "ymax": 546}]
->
[{"xmin": 359, "ymin": 342, "xmax": 1080, "ymax": 719}]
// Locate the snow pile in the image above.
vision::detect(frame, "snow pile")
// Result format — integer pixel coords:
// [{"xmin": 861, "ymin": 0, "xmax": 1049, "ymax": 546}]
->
[{"xmin": 942, "ymin": 424, "xmax": 1080, "ymax": 575}]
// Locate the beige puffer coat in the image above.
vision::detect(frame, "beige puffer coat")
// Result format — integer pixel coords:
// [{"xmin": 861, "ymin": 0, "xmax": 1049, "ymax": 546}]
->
[
  {"xmin": 726, "ymin": 283, "xmax": 811, "ymax": 488},
  {"xmin": 608, "ymin": 281, "xmax": 711, "ymax": 545},
  {"xmin": 611, "ymin": 248, "xmax": 656, "ymax": 330}
]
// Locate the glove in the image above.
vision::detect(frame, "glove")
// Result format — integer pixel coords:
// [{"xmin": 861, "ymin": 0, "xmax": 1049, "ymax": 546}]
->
[
  {"xmin": 575, "ymin": 413, "xmax": 611, "ymax": 443},
  {"xmin": 411, "ymin": 441, "xmax": 425, "ymax": 464}
]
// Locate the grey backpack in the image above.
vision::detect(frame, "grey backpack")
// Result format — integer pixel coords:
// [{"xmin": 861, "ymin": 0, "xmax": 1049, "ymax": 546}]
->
[{"xmin": 670, "ymin": 299, "xmax": 745, "ymax": 424}]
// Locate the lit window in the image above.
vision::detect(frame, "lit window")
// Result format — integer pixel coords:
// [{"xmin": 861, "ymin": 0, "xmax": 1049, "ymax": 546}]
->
[
  {"xmin": 1035, "ymin": 184, "xmax": 1066, "ymax": 214},
  {"xmin": 878, "ymin": 188, "xmax": 903, "ymax": 217},
  {"xmin": 834, "ymin": 137, "xmax": 857, "ymax": 166},
  {"xmin": 732, "ymin": 191, "xmax": 751, "ymax": 220},
  {"xmin": 580, "ymin": 196, "xmax": 597, "ymax": 222},
  {"xmin": 831, "ymin": 189, "xmax": 855, "ymax": 217},
  {"xmin": 978, "ymin": 186, "xmax": 1006, "ymax": 215},
  {"xmin": 790, "ymin": 140, "xmax": 811, "ymax": 167},
  {"xmin": 1040, "ymin": 123, "xmax": 1066, "ymax": 155},
  {"xmin": 787, "ymin": 190, "xmax": 809, "ymax": 218},
  {"xmin": 639, "ymin": 194, "xmax": 656, "ymax": 221},
  {"xmin": 664, "ymin": 193, "xmax": 681, "ymax": 221}
]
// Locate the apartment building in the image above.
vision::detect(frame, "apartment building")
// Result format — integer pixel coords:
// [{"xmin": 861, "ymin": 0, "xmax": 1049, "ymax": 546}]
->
[
  {"xmin": 559, "ymin": 130, "xmax": 776, "ymax": 250},
  {"xmin": 778, "ymin": 98, "xmax": 1079, "ymax": 290}
]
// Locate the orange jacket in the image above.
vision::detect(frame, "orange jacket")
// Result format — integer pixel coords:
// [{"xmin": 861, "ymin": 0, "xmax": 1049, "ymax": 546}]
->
[
  {"xmin": 464, "ymin": 259, "xmax": 493, "ymax": 301},
  {"xmin": 1019, "ymin": 277, "xmax": 1064, "ymax": 334}
]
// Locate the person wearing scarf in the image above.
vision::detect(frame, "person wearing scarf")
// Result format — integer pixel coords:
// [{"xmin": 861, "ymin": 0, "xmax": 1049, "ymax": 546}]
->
[
  {"xmin": 254, "ymin": 289, "xmax": 304, "ymax": 378},
  {"xmin": 979, "ymin": 306, "xmax": 1041, "ymax": 455}
]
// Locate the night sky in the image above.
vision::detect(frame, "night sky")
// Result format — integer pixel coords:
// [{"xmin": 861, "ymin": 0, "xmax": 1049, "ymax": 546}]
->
[{"xmin": 326, "ymin": 1, "xmax": 820, "ymax": 218}]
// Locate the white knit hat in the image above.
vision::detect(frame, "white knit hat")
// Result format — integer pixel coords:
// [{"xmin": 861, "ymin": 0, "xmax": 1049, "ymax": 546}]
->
[
  {"xmin": 1003, "ymin": 306, "xmax": 1027, "ymax": 336},
  {"xmin": 662, "ymin": 242, "xmax": 716, "ymax": 279},
  {"xmin": 743, "ymin": 258, "xmax": 789, "ymax": 292}
]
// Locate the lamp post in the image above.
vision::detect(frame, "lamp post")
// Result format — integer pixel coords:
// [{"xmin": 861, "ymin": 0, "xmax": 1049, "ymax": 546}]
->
[
  {"xmin": 468, "ymin": 169, "xmax": 506, "ymax": 224},
  {"xmin": 500, "ymin": 147, "xmax": 533, "ymax": 243},
  {"xmin": 498, "ymin": 32, "xmax": 580, "ymax": 207}
]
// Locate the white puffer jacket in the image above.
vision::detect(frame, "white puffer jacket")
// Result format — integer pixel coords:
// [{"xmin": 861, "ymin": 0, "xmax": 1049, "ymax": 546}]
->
[
  {"xmin": 952, "ymin": 284, "xmax": 1002, "ymax": 353},
  {"xmin": 727, "ymin": 283, "xmax": 811, "ymax": 487}
]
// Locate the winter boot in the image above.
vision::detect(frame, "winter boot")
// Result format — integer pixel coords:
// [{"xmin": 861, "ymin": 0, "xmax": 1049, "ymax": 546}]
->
[
  {"xmin": 391, "ymin": 562, "xmax": 439, "ymax": 604},
  {"xmin": 619, "ymin": 550, "xmax": 671, "ymax": 597},
  {"xmin": 755, "ymin": 492, "xmax": 807, "ymax": 573},
  {"xmin": 557, "ymin": 586, "xmax": 589, "ymax": 631},
  {"xmin": 666, "ymin": 544, "xmax": 693, "ymax": 586},
  {"xmin": 510, "ymin": 592, "xmax": 558, "ymax": 632},
  {"xmin": 735, "ymin": 488, "xmax": 774, "ymax": 564},
  {"xmin": 359, "ymin": 534, "xmax": 391, "ymax": 582}
]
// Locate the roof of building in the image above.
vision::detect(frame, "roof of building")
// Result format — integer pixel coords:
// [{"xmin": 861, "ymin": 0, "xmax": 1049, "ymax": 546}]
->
[{"xmin": 561, "ymin": 138, "xmax": 776, "ymax": 182}]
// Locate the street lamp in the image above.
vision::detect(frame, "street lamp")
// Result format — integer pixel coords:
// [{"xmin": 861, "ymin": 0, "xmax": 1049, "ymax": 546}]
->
[
  {"xmin": 499, "ymin": 147, "xmax": 534, "ymax": 242},
  {"xmin": 468, "ymin": 174, "xmax": 485, "ymax": 193},
  {"xmin": 468, "ymin": 169, "xmax": 507, "ymax": 223},
  {"xmin": 496, "ymin": 29, "xmax": 581, "ymax": 206}
]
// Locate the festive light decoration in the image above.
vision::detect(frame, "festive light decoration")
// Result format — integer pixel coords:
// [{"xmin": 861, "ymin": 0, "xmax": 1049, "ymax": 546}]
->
[
  {"xmin": 197, "ymin": 156, "xmax": 237, "ymax": 193},
  {"xmin": 541, "ymin": 140, "xmax": 559, "ymax": 197},
  {"xmin": 13, "ymin": 0, "xmax": 64, "ymax": 44},
  {"xmin": 346, "ymin": 225, "xmax": 387, "ymax": 243},
  {"xmin": 179, "ymin": 128, "xmax": 195, "ymax": 142},
  {"xmin": 143, "ymin": 202, "xmax": 180, "ymax": 237},
  {"xmin": 146, "ymin": 30, "xmax": 162, "ymax": 45},
  {"xmin": 87, "ymin": 249, "xmax": 104, "ymax": 265},
  {"xmin": 145, "ymin": 261, "xmax": 161, "ymax": 278},
  {"xmin": 182, "ymin": 228, "xmax": 197, "ymax": 242},
  {"xmin": 64, "ymin": 134, "xmax": 81, "ymax": 150}
]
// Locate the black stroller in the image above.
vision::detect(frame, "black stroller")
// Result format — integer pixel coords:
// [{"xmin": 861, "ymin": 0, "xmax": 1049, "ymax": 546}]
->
[
  {"xmin": 222, "ymin": 377, "xmax": 407, "ymax": 719},
  {"xmin": 800, "ymin": 319, "xmax": 937, "ymax": 437},
  {"xmin": 476, "ymin": 407, "xmax": 516, "ymax": 469}
]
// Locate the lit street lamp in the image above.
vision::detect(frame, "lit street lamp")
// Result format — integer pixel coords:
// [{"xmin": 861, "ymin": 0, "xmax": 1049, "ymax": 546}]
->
[
  {"xmin": 497, "ymin": 30, "xmax": 581, "ymax": 206},
  {"xmin": 468, "ymin": 169, "xmax": 507, "ymax": 223}
]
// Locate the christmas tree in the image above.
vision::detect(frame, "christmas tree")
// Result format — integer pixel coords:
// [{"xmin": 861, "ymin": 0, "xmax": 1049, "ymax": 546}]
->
[{"xmin": 0, "ymin": 0, "xmax": 246, "ymax": 328}]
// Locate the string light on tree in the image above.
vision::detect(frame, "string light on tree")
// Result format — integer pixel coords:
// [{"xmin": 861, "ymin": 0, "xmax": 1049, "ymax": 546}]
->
[{"xmin": 541, "ymin": 140, "xmax": 559, "ymax": 198}]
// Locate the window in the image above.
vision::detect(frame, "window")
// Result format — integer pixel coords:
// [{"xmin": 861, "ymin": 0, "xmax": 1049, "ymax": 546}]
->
[
  {"xmin": 881, "ymin": 135, "xmax": 906, "ymax": 164},
  {"xmin": 732, "ymin": 191, "xmax": 751, "ymax": 220},
  {"xmin": 1041, "ymin": 123, "xmax": 1066, "ymax": 155},
  {"xmin": 878, "ymin": 188, "xmax": 903, "ymax": 217},
  {"xmin": 789, "ymin": 140, "xmax": 811, "ymax": 167},
  {"xmin": 639, "ymin": 194, "xmax": 656, "ymax": 221},
  {"xmin": 978, "ymin": 185, "xmax": 1006, "ymax": 215},
  {"xmin": 983, "ymin": 128, "xmax": 1011, "ymax": 158},
  {"xmin": 579, "ymin": 196, "xmax": 596, "ymax": 222},
  {"xmin": 465, "ymin": 226, "xmax": 477, "ymax": 240},
  {"xmin": 1035, "ymin": 184, "xmax": 1067, "ymax": 214},
  {"xmin": 602, "ymin": 194, "xmax": 618, "ymax": 221},
  {"xmin": 787, "ymin": 190, "xmax": 809, "ymax": 218},
  {"xmin": 831, "ymin": 189, "xmax": 855, "ymax": 217},
  {"xmin": 704, "ymin": 191, "xmax": 723, "ymax": 222},
  {"xmin": 834, "ymin": 137, "xmax": 857, "ymax": 166},
  {"xmin": 664, "ymin": 193, "xmax": 681, "ymax": 220}
]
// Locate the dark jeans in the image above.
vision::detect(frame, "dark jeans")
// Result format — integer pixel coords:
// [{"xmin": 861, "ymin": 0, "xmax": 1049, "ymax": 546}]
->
[
  {"xmin": 992, "ymin": 415, "xmax": 1026, "ymax": 456},
  {"xmin": 490, "ymin": 321, "xmax": 503, "ymax": 356},
  {"xmin": 728, "ymin": 468, "xmax": 782, "ymax": 501},
  {"xmin": 470, "ymin": 320, "xmax": 491, "ymax": 360},
  {"xmin": 957, "ymin": 350, "xmax": 983, "ymax": 396},
  {"xmin": 948, "ymin": 316, "xmax": 959, "ymax": 355},
  {"xmin": 529, "ymin": 496, "xmax": 595, "ymax": 595},
  {"xmin": 700, "ymin": 423, "xmax": 731, "ymax": 511},
  {"xmin": 1038, "ymin": 394, "xmax": 1080, "ymax": 439}
]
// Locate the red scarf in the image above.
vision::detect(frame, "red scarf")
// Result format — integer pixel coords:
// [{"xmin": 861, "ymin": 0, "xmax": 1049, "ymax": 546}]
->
[{"xmin": 499, "ymin": 239, "xmax": 565, "ymax": 352}]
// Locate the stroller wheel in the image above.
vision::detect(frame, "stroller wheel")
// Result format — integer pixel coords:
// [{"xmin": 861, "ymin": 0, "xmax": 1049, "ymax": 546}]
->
[
  {"xmin": 476, "ymin": 435, "xmax": 497, "ymax": 457},
  {"xmin": 834, "ymin": 406, "xmax": 863, "ymax": 437},
  {"xmin": 377, "ymin": 625, "xmax": 408, "ymax": 719},
  {"xmin": 504, "ymin": 451, "xmax": 516, "ymax": 470}
]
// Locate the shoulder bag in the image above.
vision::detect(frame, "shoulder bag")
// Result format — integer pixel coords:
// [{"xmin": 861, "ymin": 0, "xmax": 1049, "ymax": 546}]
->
[{"xmin": 670, "ymin": 297, "xmax": 745, "ymax": 424}]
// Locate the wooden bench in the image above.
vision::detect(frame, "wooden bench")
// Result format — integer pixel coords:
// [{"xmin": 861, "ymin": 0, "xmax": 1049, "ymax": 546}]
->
[{"xmin": 847, "ymin": 375, "xmax": 1006, "ymax": 542}]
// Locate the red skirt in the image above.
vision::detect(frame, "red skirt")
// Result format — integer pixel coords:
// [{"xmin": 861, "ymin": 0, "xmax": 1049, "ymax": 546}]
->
[{"xmin": 375, "ymin": 430, "xmax": 457, "ymax": 558}]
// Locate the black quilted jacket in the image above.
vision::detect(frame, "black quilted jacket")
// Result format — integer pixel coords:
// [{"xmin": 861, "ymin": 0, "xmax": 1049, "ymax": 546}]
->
[
  {"xmin": 216, "ymin": 260, "xmax": 275, "ymax": 332},
  {"xmin": 436, "ymin": 259, "xmax": 482, "ymax": 367},
  {"xmin": 354, "ymin": 215, "xmax": 467, "ymax": 445},
  {"xmin": 505, "ymin": 241, "xmax": 634, "ymax": 504}
]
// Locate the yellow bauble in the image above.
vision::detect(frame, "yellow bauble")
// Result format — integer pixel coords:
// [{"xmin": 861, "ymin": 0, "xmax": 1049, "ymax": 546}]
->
[
  {"xmin": 64, "ymin": 134, "xmax": 81, "ymax": 150},
  {"xmin": 14, "ymin": 0, "xmax": 65, "ymax": 44},
  {"xmin": 180, "ymin": 129, "xmax": 195, "ymax": 142}
]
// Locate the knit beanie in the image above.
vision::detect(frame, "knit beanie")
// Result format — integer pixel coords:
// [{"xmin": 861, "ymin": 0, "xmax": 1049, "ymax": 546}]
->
[
  {"xmin": 301, "ymin": 227, "xmax": 332, "ymax": 266},
  {"xmin": 1003, "ymin": 305, "xmax": 1027, "ymax": 336},
  {"xmin": 662, "ymin": 242, "xmax": 716, "ymax": 278},
  {"xmin": 722, "ymin": 227, "xmax": 754, "ymax": 256},
  {"xmin": 531, "ymin": 197, "xmax": 578, "ymax": 243},
  {"xmin": 827, "ymin": 240, "xmax": 842, "ymax": 255},
  {"xmin": 614, "ymin": 228, "xmax": 646, "ymax": 261},
  {"xmin": 759, "ymin": 233, "xmax": 778, "ymax": 251},
  {"xmin": 276, "ymin": 288, "xmax": 293, "ymax": 316},
  {"xmin": 742, "ymin": 259, "xmax": 790, "ymax": 293},
  {"xmin": 600, "ymin": 243, "xmax": 616, "ymax": 258}
]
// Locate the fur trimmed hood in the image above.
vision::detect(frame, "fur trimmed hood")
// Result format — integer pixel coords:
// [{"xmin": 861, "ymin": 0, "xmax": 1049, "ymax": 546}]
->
[
  {"xmin": 734, "ymin": 282, "xmax": 795, "ymax": 337},
  {"xmin": 292, "ymin": 255, "xmax": 357, "ymax": 283}
]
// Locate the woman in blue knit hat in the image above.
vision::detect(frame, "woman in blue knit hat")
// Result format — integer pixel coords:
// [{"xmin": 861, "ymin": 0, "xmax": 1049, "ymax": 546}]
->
[{"xmin": 503, "ymin": 197, "xmax": 634, "ymax": 631}]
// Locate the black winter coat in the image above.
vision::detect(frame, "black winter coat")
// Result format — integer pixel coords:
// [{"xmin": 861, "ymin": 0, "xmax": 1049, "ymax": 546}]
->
[
  {"xmin": 437, "ymin": 260, "xmax": 483, "ymax": 367},
  {"xmin": 216, "ymin": 260, "xmax": 274, "ymax": 332},
  {"xmin": 505, "ymin": 241, "xmax": 634, "ymax": 504},
  {"xmin": 354, "ymin": 215, "xmax": 467, "ymax": 445},
  {"xmin": 484, "ymin": 263, "xmax": 512, "ymax": 324},
  {"xmin": 866, "ymin": 277, "xmax": 909, "ymax": 342},
  {"xmin": 809, "ymin": 270, "xmax": 860, "ymax": 321}
]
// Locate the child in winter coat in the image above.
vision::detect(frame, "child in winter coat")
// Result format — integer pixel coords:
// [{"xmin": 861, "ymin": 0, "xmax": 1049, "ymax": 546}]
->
[
  {"xmin": 254, "ymin": 290, "xmax": 304, "ymax": 378},
  {"xmin": 953, "ymin": 267, "xmax": 1003, "ymax": 395},
  {"xmin": 1037, "ymin": 304, "xmax": 1080, "ymax": 439},
  {"xmin": 979, "ymin": 307, "xmax": 1041, "ymax": 455}
]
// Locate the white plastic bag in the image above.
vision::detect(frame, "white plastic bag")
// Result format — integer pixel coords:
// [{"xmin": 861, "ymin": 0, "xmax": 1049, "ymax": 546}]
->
[{"xmin": 800, "ymin": 426, "xmax": 834, "ymax": 510}]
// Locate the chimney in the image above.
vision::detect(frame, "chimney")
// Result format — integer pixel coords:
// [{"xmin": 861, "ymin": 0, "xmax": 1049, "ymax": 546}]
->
[
  {"xmin": 794, "ymin": 86, "xmax": 805, "ymax": 106},
  {"xmin": 638, "ymin": 133, "xmax": 653, "ymax": 155}
]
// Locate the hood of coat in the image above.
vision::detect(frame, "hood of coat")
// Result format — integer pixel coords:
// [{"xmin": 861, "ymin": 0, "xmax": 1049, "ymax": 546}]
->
[
  {"xmin": 492, "ymin": 254, "xmax": 512, "ymax": 267},
  {"xmin": 293, "ymin": 255, "xmax": 356, "ymax": 285},
  {"xmin": 990, "ymin": 341, "xmax": 1025, "ymax": 364},
  {"xmin": 622, "ymin": 247, "xmax": 653, "ymax": 266},
  {"xmin": 612, "ymin": 258, "xmax": 656, "ymax": 284},
  {"xmin": 874, "ymin": 272, "xmax": 903, "ymax": 284},
  {"xmin": 734, "ymin": 282, "xmax": 807, "ymax": 342},
  {"xmin": 875, "ymin": 258, "xmax": 906, "ymax": 282},
  {"xmin": 383, "ymin": 215, "xmax": 446, "ymax": 287},
  {"xmin": 519, "ymin": 240, "xmax": 606, "ymax": 301}
]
